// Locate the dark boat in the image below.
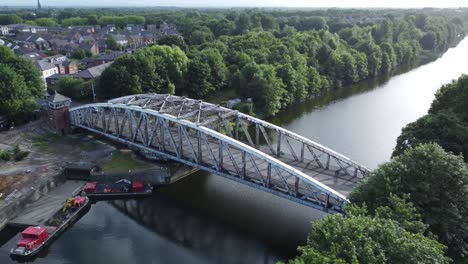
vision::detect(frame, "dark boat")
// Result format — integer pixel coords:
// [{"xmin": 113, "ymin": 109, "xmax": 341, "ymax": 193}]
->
[
  {"xmin": 10, "ymin": 196, "xmax": 90, "ymax": 259},
  {"xmin": 82, "ymin": 179, "xmax": 153, "ymax": 200}
]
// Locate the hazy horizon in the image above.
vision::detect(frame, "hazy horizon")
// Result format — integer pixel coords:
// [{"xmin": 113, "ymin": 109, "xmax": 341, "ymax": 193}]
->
[{"xmin": 2, "ymin": 0, "xmax": 468, "ymax": 8}]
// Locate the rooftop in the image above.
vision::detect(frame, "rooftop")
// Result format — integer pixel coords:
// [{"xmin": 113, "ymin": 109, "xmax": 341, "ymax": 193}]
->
[
  {"xmin": 47, "ymin": 91, "xmax": 71, "ymax": 103},
  {"xmin": 73, "ymin": 62, "xmax": 112, "ymax": 79},
  {"xmin": 34, "ymin": 60, "xmax": 56, "ymax": 71}
]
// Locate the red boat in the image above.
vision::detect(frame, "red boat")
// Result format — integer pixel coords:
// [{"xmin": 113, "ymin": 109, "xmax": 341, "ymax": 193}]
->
[
  {"xmin": 82, "ymin": 179, "xmax": 153, "ymax": 199},
  {"xmin": 10, "ymin": 196, "xmax": 90, "ymax": 259}
]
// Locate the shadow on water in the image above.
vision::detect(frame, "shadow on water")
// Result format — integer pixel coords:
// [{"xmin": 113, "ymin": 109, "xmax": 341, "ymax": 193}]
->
[{"xmin": 109, "ymin": 171, "xmax": 326, "ymax": 261}]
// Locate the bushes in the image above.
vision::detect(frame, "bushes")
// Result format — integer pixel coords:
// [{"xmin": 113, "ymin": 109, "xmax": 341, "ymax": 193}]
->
[{"xmin": 0, "ymin": 145, "xmax": 29, "ymax": 162}]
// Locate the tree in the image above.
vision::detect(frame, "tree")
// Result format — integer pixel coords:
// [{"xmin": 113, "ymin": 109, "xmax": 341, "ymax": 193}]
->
[
  {"xmin": 55, "ymin": 76, "xmax": 90, "ymax": 100},
  {"xmin": 351, "ymin": 144, "xmax": 468, "ymax": 261},
  {"xmin": 0, "ymin": 46, "xmax": 44, "ymax": 97},
  {"xmin": 61, "ymin": 17, "xmax": 88, "ymax": 27},
  {"xmin": 97, "ymin": 66, "xmax": 142, "ymax": 100},
  {"xmin": 157, "ymin": 35, "xmax": 188, "ymax": 52},
  {"xmin": 71, "ymin": 48, "xmax": 92, "ymax": 60},
  {"xmin": 289, "ymin": 201, "xmax": 449, "ymax": 264},
  {"xmin": 34, "ymin": 18, "xmax": 58, "ymax": 27},
  {"xmin": 184, "ymin": 48, "xmax": 227, "ymax": 98},
  {"xmin": 105, "ymin": 36, "xmax": 121, "ymax": 51},
  {"xmin": 0, "ymin": 14, "xmax": 22, "ymax": 25},
  {"xmin": 87, "ymin": 15, "xmax": 98, "ymax": 25},
  {"xmin": 139, "ymin": 45, "xmax": 189, "ymax": 93},
  {"xmin": 420, "ymin": 31, "xmax": 438, "ymax": 50},
  {"xmin": 430, "ymin": 74, "xmax": 468, "ymax": 123},
  {"xmin": 0, "ymin": 65, "xmax": 38, "ymax": 123},
  {"xmin": 393, "ymin": 111, "xmax": 468, "ymax": 161},
  {"xmin": 239, "ymin": 63, "xmax": 286, "ymax": 116}
]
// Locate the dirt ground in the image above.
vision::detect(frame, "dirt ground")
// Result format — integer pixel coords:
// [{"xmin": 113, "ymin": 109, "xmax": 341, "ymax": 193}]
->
[{"xmin": 0, "ymin": 120, "xmax": 115, "ymax": 197}]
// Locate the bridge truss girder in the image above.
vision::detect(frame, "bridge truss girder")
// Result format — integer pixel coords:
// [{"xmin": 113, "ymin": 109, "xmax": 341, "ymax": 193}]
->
[{"xmin": 70, "ymin": 94, "xmax": 371, "ymax": 213}]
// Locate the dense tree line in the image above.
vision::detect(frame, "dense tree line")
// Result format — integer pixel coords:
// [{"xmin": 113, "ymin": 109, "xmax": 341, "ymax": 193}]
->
[
  {"xmin": 1, "ymin": 9, "xmax": 466, "ymax": 116},
  {"xmin": 94, "ymin": 9, "xmax": 465, "ymax": 116},
  {"xmin": 0, "ymin": 47, "xmax": 44, "ymax": 123}
]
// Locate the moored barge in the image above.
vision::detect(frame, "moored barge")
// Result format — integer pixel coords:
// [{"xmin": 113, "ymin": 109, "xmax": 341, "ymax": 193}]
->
[
  {"xmin": 10, "ymin": 196, "xmax": 90, "ymax": 259},
  {"xmin": 82, "ymin": 179, "xmax": 153, "ymax": 199}
]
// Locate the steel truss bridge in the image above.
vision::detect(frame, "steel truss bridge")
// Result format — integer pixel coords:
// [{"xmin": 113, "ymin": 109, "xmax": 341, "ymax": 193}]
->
[{"xmin": 69, "ymin": 94, "xmax": 371, "ymax": 214}]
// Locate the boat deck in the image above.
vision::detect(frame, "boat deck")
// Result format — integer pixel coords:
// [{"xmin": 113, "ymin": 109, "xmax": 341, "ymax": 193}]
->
[{"xmin": 7, "ymin": 181, "xmax": 84, "ymax": 229}]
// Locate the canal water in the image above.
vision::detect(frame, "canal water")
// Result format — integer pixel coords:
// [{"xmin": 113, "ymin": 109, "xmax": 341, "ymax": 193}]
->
[{"xmin": 2, "ymin": 37, "xmax": 468, "ymax": 263}]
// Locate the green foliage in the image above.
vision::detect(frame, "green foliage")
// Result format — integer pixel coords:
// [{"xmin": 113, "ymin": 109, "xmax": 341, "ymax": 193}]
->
[
  {"xmin": 98, "ymin": 15, "xmax": 145, "ymax": 28},
  {"xmin": 71, "ymin": 48, "xmax": 92, "ymax": 59},
  {"xmin": 351, "ymin": 144, "xmax": 468, "ymax": 261},
  {"xmin": 0, "ymin": 46, "xmax": 44, "ymax": 98},
  {"xmin": 79, "ymin": 142, "xmax": 98, "ymax": 152},
  {"xmin": 0, "ymin": 145, "xmax": 28, "ymax": 162},
  {"xmin": 61, "ymin": 17, "xmax": 88, "ymax": 27},
  {"xmin": 105, "ymin": 36, "xmax": 121, "ymax": 51},
  {"xmin": 430, "ymin": 74, "xmax": 468, "ymax": 123},
  {"xmin": 101, "ymin": 151, "xmax": 149, "ymax": 173},
  {"xmin": 41, "ymin": 8, "xmax": 465, "ymax": 117},
  {"xmin": 289, "ymin": 201, "xmax": 449, "ymax": 264},
  {"xmin": 34, "ymin": 17, "xmax": 58, "ymax": 27},
  {"xmin": 97, "ymin": 66, "xmax": 142, "ymax": 100},
  {"xmin": 157, "ymin": 35, "xmax": 188, "ymax": 52},
  {"xmin": 238, "ymin": 63, "xmax": 286, "ymax": 116},
  {"xmin": 30, "ymin": 132, "xmax": 62, "ymax": 146},
  {"xmin": 0, "ymin": 150, "xmax": 11, "ymax": 161},
  {"xmin": 55, "ymin": 76, "xmax": 91, "ymax": 100},
  {"xmin": 0, "ymin": 62, "xmax": 38, "ymax": 123},
  {"xmin": 183, "ymin": 48, "xmax": 227, "ymax": 98},
  {"xmin": 12, "ymin": 145, "xmax": 29, "ymax": 161},
  {"xmin": 232, "ymin": 101, "xmax": 254, "ymax": 115},
  {"xmin": 393, "ymin": 111, "xmax": 468, "ymax": 161},
  {"xmin": 98, "ymin": 45, "xmax": 189, "ymax": 98},
  {"xmin": 0, "ymin": 14, "xmax": 22, "ymax": 25}
]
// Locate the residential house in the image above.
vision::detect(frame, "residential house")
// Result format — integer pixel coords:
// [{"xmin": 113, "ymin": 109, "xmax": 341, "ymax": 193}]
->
[
  {"xmin": 143, "ymin": 33, "xmax": 156, "ymax": 45},
  {"xmin": 81, "ymin": 35, "xmax": 96, "ymax": 44},
  {"xmin": 146, "ymin": 24, "xmax": 157, "ymax": 32},
  {"xmin": 110, "ymin": 34, "xmax": 128, "ymax": 46},
  {"xmin": 62, "ymin": 60, "xmax": 79, "ymax": 74},
  {"xmin": 127, "ymin": 34, "xmax": 143, "ymax": 48},
  {"xmin": 7, "ymin": 24, "xmax": 48, "ymax": 34},
  {"xmin": 159, "ymin": 22, "xmax": 180, "ymax": 36},
  {"xmin": 78, "ymin": 42, "xmax": 99, "ymax": 56},
  {"xmin": 99, "ymin": 24, "xmax": 116, "ymax": 35},
  {"xmin": 72, "ymin": 62, "xmax": 112, "ymax": 81},
  {"xmin": 44, "ymin": 54, "xmax": 67, "ymax": 64},
  {"xmin": 93, "ymin": 51, "xmax": 125, "ymax": 66},
  {"xmin": 43, "ymin": 55, "xmax": 78, "ymax": 75},
  {"xmin": 0, "ymin": 26, "xmax": 9, "ymax": 36},
  {"xmin": 22, "ymin": 52, "xmax": 43, "ymax": 61},
  {"xmin": 34, "ymin": 60, "xmax": 59, "ymax": 85},
  {"xmin": 66, "ymin": 31, "xmax": 83, "ymax": 44},
  {"xmin": 14, "ymin": 33, "xmax": 49, "ymax": 50},
  {"xmin": 45, "ymin": 74, "xmax": 67, "ymax": 87}
]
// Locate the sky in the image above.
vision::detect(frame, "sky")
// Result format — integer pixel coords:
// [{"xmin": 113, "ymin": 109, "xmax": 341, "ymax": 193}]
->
[{"xmin": 2, "ymin": 0, "xmax": 468, "ymax": 8}]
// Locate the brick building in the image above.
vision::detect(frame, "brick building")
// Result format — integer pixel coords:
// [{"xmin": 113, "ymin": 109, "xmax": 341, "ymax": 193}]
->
[{"xmin": 46, "ymin": 92, "xmax": 72, "ymax": 135}]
